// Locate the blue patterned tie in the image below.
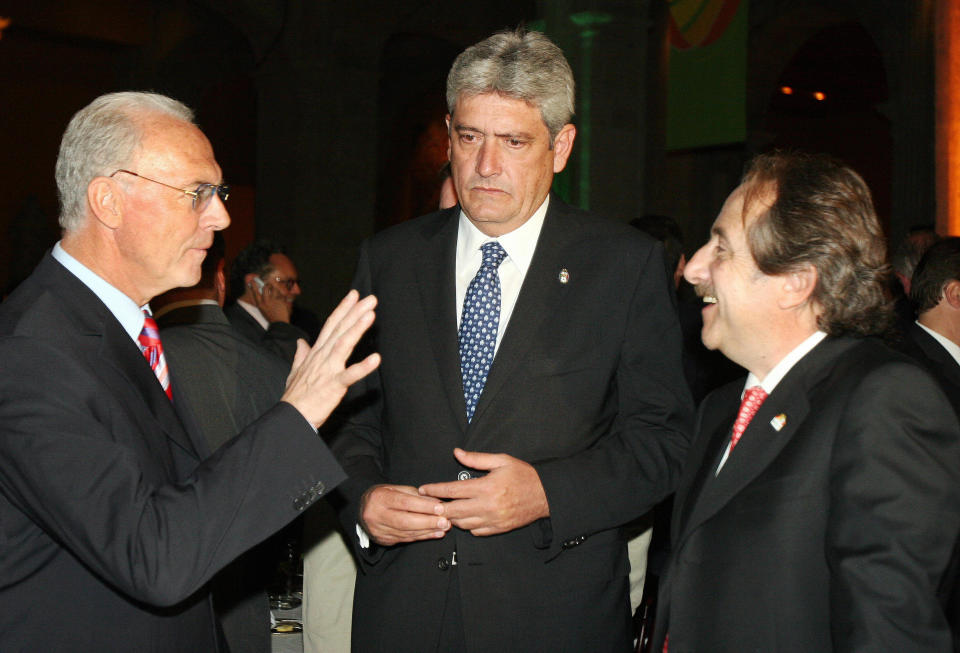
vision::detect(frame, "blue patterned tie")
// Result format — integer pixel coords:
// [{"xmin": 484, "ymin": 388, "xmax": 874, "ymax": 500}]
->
[{"xmin": 459, "ymin": 241, "xmax": 507, "ymax": 422}]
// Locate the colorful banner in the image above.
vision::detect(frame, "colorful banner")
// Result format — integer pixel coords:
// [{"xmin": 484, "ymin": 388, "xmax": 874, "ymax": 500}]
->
[{"xmin": 667, "ymin": 0, "xmax": 747, "ymax": 150}]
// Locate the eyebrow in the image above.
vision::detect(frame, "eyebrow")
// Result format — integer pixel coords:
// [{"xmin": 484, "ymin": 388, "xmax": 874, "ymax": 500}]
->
[{"xmin": 453, "ymin": 123, "xmax": 536, "ymax": 141}]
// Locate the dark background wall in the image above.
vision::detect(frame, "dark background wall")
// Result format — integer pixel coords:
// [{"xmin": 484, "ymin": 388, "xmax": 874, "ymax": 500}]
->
[{"xmin": 0, "ymin": 0, "xmax": 941, "ymax": 316}]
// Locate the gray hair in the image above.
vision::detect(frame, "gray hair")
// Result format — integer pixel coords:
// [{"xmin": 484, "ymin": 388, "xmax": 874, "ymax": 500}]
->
[
  {"xmin": 446, "ymin": 29, "xmax": 575, "ymax": 143},
  {"xmin": 55, "ymin": 91, "xmax": 194, "ymax": 231}
]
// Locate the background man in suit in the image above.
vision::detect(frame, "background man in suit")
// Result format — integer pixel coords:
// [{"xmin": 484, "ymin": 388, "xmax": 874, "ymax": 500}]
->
[
  {"xmin": 227, "ymin": 239, "xmax": 308, "ymax": 361},
  {"xmin": 898, "ymin": 237, "xmax": 960, "ymax": 650},
  {"xmin": 0, "ymin": 91, "xmax": 379, "ymax": 651},
  {"xmin": 902, "ymin": 237, "xmax": 960, "ymax": 412},
  {"xmin": 152, "ymin": 231, "xmax": 289, "ymax": 653},
  {"xmin": 333, "ymin": 29, "xmax": 692, "ymax": 652},
  {"xmin": 654, "ymin": 151, "xmax": 960, "ymax": 652}
]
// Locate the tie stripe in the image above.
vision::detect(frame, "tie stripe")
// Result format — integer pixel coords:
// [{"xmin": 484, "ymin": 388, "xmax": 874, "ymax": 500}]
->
[{"xmin": 138, "ymin": 311, "xmax": 172, "ymax": 400}]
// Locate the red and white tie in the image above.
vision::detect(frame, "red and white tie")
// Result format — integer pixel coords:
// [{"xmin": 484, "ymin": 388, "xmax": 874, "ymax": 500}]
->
[
  {"xmin": 138, "ymin": 311, "xmax": 172, "ymax": 400},
  {"xmin": 730, "ymin": 385, "xmax": 767, "ymax": 450}
]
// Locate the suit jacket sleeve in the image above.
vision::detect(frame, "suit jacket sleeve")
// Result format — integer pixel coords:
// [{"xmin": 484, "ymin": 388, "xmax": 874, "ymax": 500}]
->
[
  {"xmin": 828, "ymin": 359, "xmax": 960, "ymax": 650},
  {"xmin": 329, "ymin": 241, "xmax": 393, "ymax": 563},
  {"xmin": 0, "ymin": 334, "xmax": 346, "ymax": 607},
  {"xmin": 531, "ymin": 240, "xmax": 693, "ymax": 555}
]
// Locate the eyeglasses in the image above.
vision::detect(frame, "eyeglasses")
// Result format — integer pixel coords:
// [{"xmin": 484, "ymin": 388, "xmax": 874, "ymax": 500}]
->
[
  {"xmin": 269, "ymin": 276, "xmax": 301, "ymax": 292},
  {"xmin": 111, "ymin": 169, "xmax": 230, "ymax": 211}
]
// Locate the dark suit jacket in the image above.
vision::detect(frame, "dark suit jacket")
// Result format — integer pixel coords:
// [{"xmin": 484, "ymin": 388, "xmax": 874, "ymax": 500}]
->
[
  {"xmin": 895, "ymin": 322, "xmax": 960, "ymax": 415},
  {"xmin": 655, "ymin": 336, "xmax": 960, "ymax": 652},
  {"xmin": 333, "ymin": 200, "xmax": 693, "ymax": 652},
  {"xmin": 893, "ymin": 322, "xmax": 960, "ymax": 649},
  {"xmin": 158, "ymin": 303, "xmax": 290, "ymax": 653},
  {"xmin": 224, "ymin": 301, "xmax": 307, "ymax": 363},
  {"xmin": 0, "ymin": 254, "xmax": 345, "ymax": 652}
]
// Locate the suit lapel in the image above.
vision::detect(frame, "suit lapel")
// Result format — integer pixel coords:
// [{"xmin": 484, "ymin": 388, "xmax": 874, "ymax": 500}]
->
[
  {"xmin": 415, "ymin": 209, "xmax": 469, "ymax": 432},
  {"xmin": 468, "ymin": 202, "xmax": 576, "ymax": 430},
  {"xmin": 672, "ymin": 382, "xmax": 741, "ymax": 544},
  {"xmin": 912, "ymin": 324, "xmax": 960, "ymax": 389},
  {"xmin": 675, "ymin": 337, "xmax": 855, "ymax": 549},
  {"xmin": 43, "ymin": 254, "xmax": 202, "ymax": 461}
]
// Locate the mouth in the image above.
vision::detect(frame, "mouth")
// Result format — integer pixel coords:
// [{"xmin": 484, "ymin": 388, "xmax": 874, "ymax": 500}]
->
[
  {"xmin": 471, "ymin": 185, "xmax": 507, "ymax": 195},
  {"xmin": 695, "ymin": 285, "xmax": 717, "ymax": 306}
]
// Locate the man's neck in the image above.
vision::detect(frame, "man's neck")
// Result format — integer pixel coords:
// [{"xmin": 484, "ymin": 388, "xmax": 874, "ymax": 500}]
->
[{"xmin": 61, "ymin": 231, "xmax": 148, "ymax": 306}]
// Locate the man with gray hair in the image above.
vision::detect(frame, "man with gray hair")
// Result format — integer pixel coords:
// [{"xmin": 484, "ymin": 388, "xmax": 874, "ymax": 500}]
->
[
  {"xmin": 0, "ymin": 91, "xmax": 379, "ymax": 651},
  {"xmin": 333, "ymin": 29, "xmax": 691, "ymax": 651}
]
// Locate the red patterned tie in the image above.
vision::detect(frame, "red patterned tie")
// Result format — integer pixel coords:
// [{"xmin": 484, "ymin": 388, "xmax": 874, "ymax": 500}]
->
[
  {"xmin": 730, "ymin": 385, "xmax": 767, "ymax": 450},
  {"xmin": 138, "ymin": 311, "xmax": 172, "ymax": 400}
]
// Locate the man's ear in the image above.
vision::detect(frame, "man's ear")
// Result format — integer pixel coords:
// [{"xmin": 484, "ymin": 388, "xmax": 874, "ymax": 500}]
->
[
  {"xmin": 779, "ymin": 265, "xmax": 818, "ymax": 310},
  {"xmin": 87, "ymin": 177, "xmax": 122, "ymax": 229},
  {"xmin": 943, "ymin": 279, "xmax": 960, "ymax": 310},
  {"xmin": 445, "ymin": 114, "xmax": 452, "ymax": 161},
  {"xmin": 552, "ymin": 123, "xmax": 576, "ymax": 173}
]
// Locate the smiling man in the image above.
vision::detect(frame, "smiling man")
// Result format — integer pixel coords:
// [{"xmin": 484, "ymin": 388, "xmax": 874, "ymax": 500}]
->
[
  {"xmin": 654, "ymin": 151, "xmax": 960, "ymax": 652},
  {"xmin": 332, "ymin": 29, "xmax": 692, "ymax": 652},
  {"xmin": 0, "ymin": 91, "xmax": 379, "ymax": 651}
]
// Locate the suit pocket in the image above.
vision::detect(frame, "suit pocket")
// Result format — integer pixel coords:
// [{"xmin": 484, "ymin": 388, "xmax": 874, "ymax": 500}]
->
[{"xmin": 526, "ymin": 354, "xmax": 604, "ymax": 378}]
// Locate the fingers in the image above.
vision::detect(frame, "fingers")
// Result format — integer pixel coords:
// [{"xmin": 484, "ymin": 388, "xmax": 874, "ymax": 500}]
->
[
  {"xmin": 452, "ymin": 447, "xmax": 503, "ymax": 471},
  {"xmin": 419, "ymin": 479, "xmax": 479, "ymax": 500},
  {"xmin": 280, "ymin": 293, "xmax": 378, "ymax": 427},
  {"xmin": 315, "ymin": 290, "xmax": 376, "ymax": 350},
  {"xmin": 361, "ymin": 485, "xmax": 451, "ymax": 546},
  {"xmin": 341, "ymin": 352, "xmax": 381, "ymax": 387},
  {"xmin": 289, "ymin": 339, "xmax": 310, "ymax": 372}
]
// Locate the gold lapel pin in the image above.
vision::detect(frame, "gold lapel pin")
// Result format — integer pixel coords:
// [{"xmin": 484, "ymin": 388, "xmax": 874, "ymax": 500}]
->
[{"xmin": 558, "ymin": 268, "xmax": 570, "ymax": 284}]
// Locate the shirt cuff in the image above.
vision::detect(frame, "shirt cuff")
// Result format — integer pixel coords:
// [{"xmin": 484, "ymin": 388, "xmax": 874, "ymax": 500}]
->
[{"xmin": 356, "ymin": 523, "xmax": 371, "ymax": 549}]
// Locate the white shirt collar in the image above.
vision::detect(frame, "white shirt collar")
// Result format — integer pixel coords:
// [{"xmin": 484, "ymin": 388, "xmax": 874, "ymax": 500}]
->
[
  {"xmin": 52, "ymin": 241, "xmax": 146, "ymax": 343},
  {"xmin": 456, "ymin": 195, "xmax": 549, "ymax": 277},
  {"xmin": 236, "ymin": 299, "xmax": 270, "ymax": 330},
  {"xmin": 743, "ymin": 330, "xmax": 828, "ymax": 397},
  {"xmin": 917, "ymin": 321, "xmax": 960, "ymax": 367}
]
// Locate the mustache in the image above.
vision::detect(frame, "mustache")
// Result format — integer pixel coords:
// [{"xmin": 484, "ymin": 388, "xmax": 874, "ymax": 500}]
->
[{"xmin": 694, "ymin": 284, "xmax": 715, "ymax": 299}]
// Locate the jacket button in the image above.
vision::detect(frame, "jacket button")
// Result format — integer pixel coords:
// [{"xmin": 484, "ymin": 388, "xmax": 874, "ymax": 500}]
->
[{"xmin": 437, "ymin": 557, "xmax": 450, "ymax": 571}]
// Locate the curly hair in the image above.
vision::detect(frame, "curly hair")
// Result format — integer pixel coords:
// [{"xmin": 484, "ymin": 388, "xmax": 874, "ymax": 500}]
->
[{"xmin": 741, "ymin": 151, "xmax": 894, "ymax": 337}]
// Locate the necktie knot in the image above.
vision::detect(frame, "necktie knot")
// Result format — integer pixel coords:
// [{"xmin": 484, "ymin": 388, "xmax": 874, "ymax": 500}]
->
[
  {"xmin": 480, "ymin": 241, "xmax": 507, "ymax": 269},
  {"xmin": 730, "ymin": 385, "xmax": 767, "ymax": 450}
]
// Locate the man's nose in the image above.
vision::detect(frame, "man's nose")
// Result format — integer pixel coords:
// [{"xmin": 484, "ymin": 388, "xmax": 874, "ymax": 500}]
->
[
  {"xmin": 684, "ymin": 243, "xmax": 710, "ymax": 286},
  {"xmin": 201, "ymin": 194, "xmax": 231, "ymax": 231},
  {"xmin": 475, "ymin": 140, "xmax": 500, "ymax": 177}
]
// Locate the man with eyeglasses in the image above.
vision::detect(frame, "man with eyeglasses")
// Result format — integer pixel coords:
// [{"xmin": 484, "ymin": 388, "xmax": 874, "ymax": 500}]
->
[
  {"xmin": 227, "ymin": 240, "xmax": 308, "ymax": 362},
  {"xmin": 0, "ymin": 91, "xmax": 380, "ymax": 651}
]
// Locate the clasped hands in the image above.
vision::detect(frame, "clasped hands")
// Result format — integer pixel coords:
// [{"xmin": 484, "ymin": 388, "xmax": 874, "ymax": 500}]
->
[{"xmin": 359, "ymin": 448, "xmax": 550, "ymax": 546}]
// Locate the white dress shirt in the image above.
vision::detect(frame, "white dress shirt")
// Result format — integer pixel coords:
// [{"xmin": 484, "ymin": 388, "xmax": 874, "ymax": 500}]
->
[
  {"xmin": 455, "ymin": 195, "xmax": 548, "ymax": 353},
  {"xmin": 716, "ymin": 330, "xmax": 827, "ymax": 473},
  {"xmin": 237, "ymin": 299, "xmax": 270, "ymax": 330}
]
